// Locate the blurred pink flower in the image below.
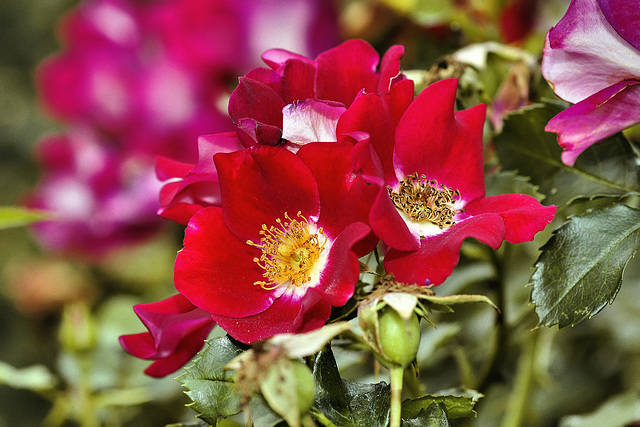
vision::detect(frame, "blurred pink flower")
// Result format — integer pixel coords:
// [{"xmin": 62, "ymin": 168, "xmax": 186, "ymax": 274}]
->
[
  {"xmin": 26, "ymin": 129, "xmax": 163, "ymax": 258},
  {"xmin": 30, "ymin": 0, "xmax": 341, "ymax": 257}
]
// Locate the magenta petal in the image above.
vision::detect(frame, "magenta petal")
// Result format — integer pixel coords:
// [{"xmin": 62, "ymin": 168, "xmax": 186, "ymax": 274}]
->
[
  {"xmin": 315, "ymin": 39, "xmax": 380, "ymax": 106},
  {"xmin": 545, "ymin": 80, "xmax": 640, "ymax": 166},
  {"xmin": 394, "ymin": 79, "xmax": 487, "ymax": 202},
  {"xmin": 119, "ymin": 294, "xmax": 216, "ymax": 377},
  {"xmin": 281, "ymin": 99, "xmax": 346, "ymax": 145},
  {"xmin": 384, "ymin": 214, "xmax": 506, "ymax": 286},
  {"xmin": 464, "ymin": 194, "xmax": 556, "ymax": 243},
  {"xmin": 597, "ymin": 0, "xmax": 640, "ymax": 52},
  {"xmin": 120, "ymin": 332, "xmax": 157, "ymax": 359},
  {"xmin": 215, "ymin": 146, "xmax": 320, "ymax": 243},
  {"xmin": 142, "ymin": 323, "xmax": 213, "ymax": 377},
  {"xmin": 542, "ymin": 0, "xmax": 640, "ymax": 103},
  {"xmin": 175, "ymin": 207, "xmax": 276, "ymax": 318},
  {"xmin": 212, "ymin": 292, "xmax": 330, "ymax": 344},
  {"xmin": 370, "ymin": 187, "xmax": 420, "ymax": 252}
]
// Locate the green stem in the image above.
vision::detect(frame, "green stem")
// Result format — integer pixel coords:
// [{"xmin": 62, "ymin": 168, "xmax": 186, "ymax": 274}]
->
[
  {"xmin": 389, "ymin": 366, "xmax": 404, "ymax": 427},
  {"xmin": 501, "ymin": 330, "xmax": 538, "ymax": 427},
  {"xmin": 310, "ymin": 409, "xmax": 339, "ymax": 427}
]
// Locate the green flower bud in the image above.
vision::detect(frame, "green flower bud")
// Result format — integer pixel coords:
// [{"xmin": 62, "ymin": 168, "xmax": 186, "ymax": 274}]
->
[
  {"xmin": 376, "ymin": 306, "xmax": 421, "ymax": 369},
  {"xmin": 290, "ymin": 360, "xmax": 315, "ymax": 415}
]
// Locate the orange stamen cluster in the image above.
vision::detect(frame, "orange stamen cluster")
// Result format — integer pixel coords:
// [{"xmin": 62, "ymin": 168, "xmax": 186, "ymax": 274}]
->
[
  {"xmin": 247, "ymin": 212, "xmax": 327, "ymax": 290},
  {"xmin": 388, "ymin": 172, "xmax": 461, "ymax": 229}
]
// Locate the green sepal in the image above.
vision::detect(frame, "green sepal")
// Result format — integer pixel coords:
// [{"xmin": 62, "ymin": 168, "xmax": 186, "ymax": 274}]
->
[{"xmin": 419, "ymin": 294, "xmax": 500, "ymax": 313}]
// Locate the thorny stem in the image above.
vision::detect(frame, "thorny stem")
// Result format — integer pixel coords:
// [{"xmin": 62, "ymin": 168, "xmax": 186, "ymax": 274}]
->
[{"xmin": 389, "ymin": 366, "xmax": 404, "ymax": 427}]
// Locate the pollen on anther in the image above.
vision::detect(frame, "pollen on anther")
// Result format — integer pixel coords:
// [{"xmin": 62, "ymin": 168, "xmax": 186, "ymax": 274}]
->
[
  {"xmin": 246, "ymin": 211, "xmax": 327, "ymax": 290},
  {"xmin": 388, "ymin": 172, "xmax": 461, "ymax": 228}
]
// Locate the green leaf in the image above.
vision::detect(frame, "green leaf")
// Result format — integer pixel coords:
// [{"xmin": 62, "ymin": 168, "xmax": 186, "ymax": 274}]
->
[
  {"xmin": 0, "ymin": 360, "xmax": 57, "ymax": 391},
  {"xmin": 247, "ymin": 396, "xmax": 286, "ymax": 427},
  {"xmin": 494, "ymin": 103, "xmax": 640, "ymax": 206},
  {"xmin": 312, "ymin": 347, "xmax": 390, "ymax": 427},
  {"xmin": 402, "ymin": 403, "xmax": 451, "ymax": 427},
  {"xmin": 484, "ymin": 170, "xmax": 545, "ymax": 201},
  {"xmin": 401, "ymin": 392, "xmax": 479, "ymax": 419},
  {"xmin": 177, "ymin": 336, "xmax": 245, "ymax": 425},
  {"xmin": 0, "ymin": 206, "xmax": 49, "ymax": 229},
  {"xmin": 559, "ymin": 390, "xmax": 640, "ymax": 427},
  {"xmin": 530, "ymin": 203, "xmax": 640, "ymax": 328}
]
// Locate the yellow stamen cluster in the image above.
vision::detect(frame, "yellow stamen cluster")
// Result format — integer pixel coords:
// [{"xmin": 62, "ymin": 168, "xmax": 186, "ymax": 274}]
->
[
  {"xmin": 247, "ymin": 212, "xmax": 327, "ymax": 290},
  {"xmin": 388, "ymin": 172, "xmax": 461, "ymax": 229}
]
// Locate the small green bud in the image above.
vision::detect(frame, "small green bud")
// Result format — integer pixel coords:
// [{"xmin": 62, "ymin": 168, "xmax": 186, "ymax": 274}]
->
[
  {"xmin": 290, "ymin": 360, "xmax": 315, "ymax": 415},
  {"xmin": 58, "ymin": 302, "xmax": 97, "ymax": 353},
  {"xmin": 376, "ymin": 306, "xmax": 421, "ymax": 369}
]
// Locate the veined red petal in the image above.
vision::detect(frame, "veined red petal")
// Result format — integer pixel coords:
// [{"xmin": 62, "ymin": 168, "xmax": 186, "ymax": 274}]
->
[
  {"xmin": 394, "ymin": 79, "xmax": 487, "ymax": 203},
  {"xmin": 315, "ymin": 39, "xmax": 380, "ymax": 106},
  {"xmin": 119, "ymin": 294, "xmax": 215, "ymax": 377},
  {"xmin": 175, "ymin": 207, "xmax": 276, "ymax": 318},
  {"xmin": 384, "ymin": 214, "xmax": 507, "ymax": 286},
  {"xmin": 281, "ymin": 58, "xmax": 316, "ymax": 104},
  {"xmin": 157, "ymin": 132, "xmax": 244, "ymax": 224},
  {"xmin": 212, "ymin": 291, "xmax": 330, "ymax": 344},
  {"xmin": 370, "ymin": 187, "xmax": 420, "ymax": 252},
  {"xmin": 315, "ymin": 221, "xmax": 371, "ymax": 304},
  {"xmin": 464, "ymin": 194, "xmax": 556, "ymax": 243},
  {"xmin": 215, "ymin": 146, "xmax": 320, "ymax": 243},
  {"xmin": 229, "ymin": 77, "xmax": 285, "ymax": 130},
  {"xmin": 378, "ymin": 45, "xmax": 405, "ymax": 93},
  {"xmin": 142, "ymin": 323, "xmax": 212, "ymax": 377},
  {"xmin": 337, "ymin": 80, "xmax": 414, "ymax": 183},
  {"xmin": 297, "ymin": 141, "xmax": 379, "ymax": 252}
]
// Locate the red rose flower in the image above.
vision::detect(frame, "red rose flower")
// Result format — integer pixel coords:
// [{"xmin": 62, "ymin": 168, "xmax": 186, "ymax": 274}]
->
[
  {"xmin": 228, "ymin": 39, "xmax": 406, "ymax": 147},
  {"xmin": 174, "ymin": 145, "xmax": 373, "ymax": 343},
  {"xmin": 119, "ymin": 294, "xmax": 216, "ymax": 377},
  {"xmin": 157, "ymin": 39, "xmax": 407, "ymax": 225},
  {"xmin": 368, "ymin": 79, "xmax": 556, "ymax": 286}
]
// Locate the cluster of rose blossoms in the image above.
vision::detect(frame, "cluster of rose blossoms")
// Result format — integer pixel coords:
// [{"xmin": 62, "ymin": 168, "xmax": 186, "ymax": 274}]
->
[
  {"xmin": 27, "ymin": 0, "xmax": 338, "ymax": 257},
  {"xmin": 120, "ymin": 40, "xmax": 556, "ymax": 377}
]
